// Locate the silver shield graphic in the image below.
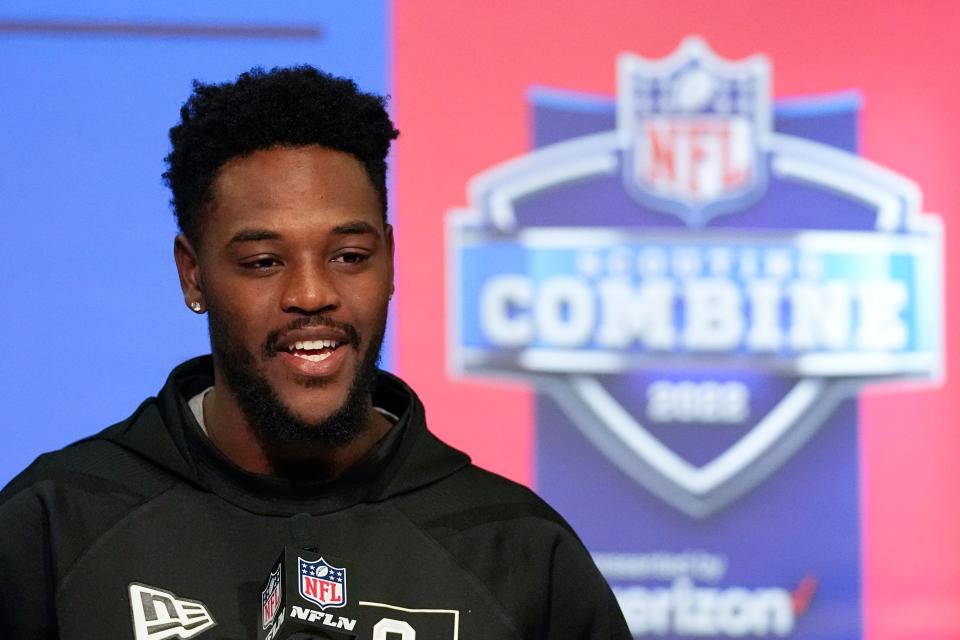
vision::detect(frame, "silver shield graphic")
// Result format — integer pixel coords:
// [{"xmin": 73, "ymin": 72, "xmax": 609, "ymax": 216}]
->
[{"xmin": 447, "ymin": 39, "xmax": 942, "ymax": 519}]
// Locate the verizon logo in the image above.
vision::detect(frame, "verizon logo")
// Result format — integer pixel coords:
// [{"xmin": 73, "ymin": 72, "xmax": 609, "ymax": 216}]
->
[{"xmin": 129, "ymin": 583, "xmax": 216, "ymax": 640}]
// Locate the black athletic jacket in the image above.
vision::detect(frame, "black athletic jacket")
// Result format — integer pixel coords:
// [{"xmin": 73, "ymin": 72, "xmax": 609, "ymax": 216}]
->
[{"xmin": 0, "ymin": 357, "xmax": 629, "ymax": 639}]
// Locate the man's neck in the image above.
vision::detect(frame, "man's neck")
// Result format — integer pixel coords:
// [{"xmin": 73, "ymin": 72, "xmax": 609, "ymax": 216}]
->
[{"xmin": 200, "ymin": 384, "xmax": 393, "ymax": 481}]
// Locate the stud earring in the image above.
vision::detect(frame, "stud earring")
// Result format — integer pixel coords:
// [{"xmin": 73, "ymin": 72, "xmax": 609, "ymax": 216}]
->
[{"xmin": 189, "ymin": 301, "xmax": 203, "ymax": 313}]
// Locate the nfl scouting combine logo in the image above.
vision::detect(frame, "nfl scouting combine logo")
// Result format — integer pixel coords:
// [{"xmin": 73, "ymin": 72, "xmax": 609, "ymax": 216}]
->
[
  {"xmin": 299, "ymin": 556, "xmax": 347, "ymax": 610},
  {"xmin": 447, "ymin": 37, "xmax": 942, "ymax": 518}
]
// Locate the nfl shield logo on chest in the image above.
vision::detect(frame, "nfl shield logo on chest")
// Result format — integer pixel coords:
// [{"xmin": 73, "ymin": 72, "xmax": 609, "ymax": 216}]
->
[{"xmin": 298, "ymin": 557, "xmax": 347, "ymax": 610}]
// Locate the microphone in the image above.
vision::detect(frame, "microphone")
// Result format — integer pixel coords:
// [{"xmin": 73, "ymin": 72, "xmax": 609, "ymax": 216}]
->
[{"xmin": 259, "ymin": 546, "xmax": 358, "ymax": 640}]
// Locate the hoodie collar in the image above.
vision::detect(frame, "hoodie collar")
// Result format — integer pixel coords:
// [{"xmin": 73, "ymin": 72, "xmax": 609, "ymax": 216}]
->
[{"xmin": 101, "ymin": 356, "xmax": 470, "ymax": 516}]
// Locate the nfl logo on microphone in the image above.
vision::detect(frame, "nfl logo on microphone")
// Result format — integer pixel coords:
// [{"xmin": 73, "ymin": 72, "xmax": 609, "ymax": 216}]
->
[
  {"xmin": 261, "ymin": 564, "xmax": 282, "ymax": 630},
  {"xmin": 299, "ymin": 556, "xmax": 347, "ymax": 610}
]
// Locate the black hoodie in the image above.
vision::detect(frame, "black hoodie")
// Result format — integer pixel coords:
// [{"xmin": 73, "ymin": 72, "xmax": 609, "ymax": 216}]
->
[{"xmin": 0, "ymin": 357, "xmax": 629, "ymax": 639}]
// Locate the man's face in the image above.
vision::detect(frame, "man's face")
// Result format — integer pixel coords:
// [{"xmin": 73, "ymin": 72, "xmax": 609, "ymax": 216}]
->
[{"xmin": 179, "ymin": 145, "xmax": 394, "ymax": 443}]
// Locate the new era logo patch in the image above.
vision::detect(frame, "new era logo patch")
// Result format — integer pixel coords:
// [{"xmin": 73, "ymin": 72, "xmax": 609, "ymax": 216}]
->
[{"xmin": 129, "ymin": 583, "xmax": 216, "ymax": 640}]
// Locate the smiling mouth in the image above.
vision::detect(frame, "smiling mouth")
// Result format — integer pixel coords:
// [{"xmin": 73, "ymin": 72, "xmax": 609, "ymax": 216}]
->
[{"xmin": 286, "ymin": 339, "xmax": 341, "ymax": 363}]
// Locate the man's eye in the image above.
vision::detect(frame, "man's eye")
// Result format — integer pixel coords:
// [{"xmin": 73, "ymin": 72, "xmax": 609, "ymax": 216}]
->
[
  {"xmin": 333, "ymin": 252, "xmax": 369, "ymax": 265},
  {"xmin": 242, "ymin": 257, "xmax": 281, "ymax": 270}
]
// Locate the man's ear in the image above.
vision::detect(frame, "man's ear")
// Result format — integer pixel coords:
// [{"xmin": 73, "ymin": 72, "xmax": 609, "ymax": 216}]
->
[
  {"xmin": 384, "ymin": 223, "xmax": 396, "ymax": 297},
  {"xmin": 174, "ymin": 234, "xmax": 205, "ymax": 312}
]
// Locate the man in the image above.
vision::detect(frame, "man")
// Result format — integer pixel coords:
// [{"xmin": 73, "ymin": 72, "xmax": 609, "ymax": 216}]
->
[{"xmin": 0, "ymin": 66, "xmax": 629, "ymax": 639}]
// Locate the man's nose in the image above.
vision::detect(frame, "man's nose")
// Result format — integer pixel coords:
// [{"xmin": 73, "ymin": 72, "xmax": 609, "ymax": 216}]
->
[{"xmin": 280, "ymin": 260, "xmax": 339, "ymax": 314}]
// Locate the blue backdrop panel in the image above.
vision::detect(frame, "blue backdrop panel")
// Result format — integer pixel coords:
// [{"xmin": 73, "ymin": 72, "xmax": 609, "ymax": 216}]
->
[{"xmin": 0, "ymin": 1, "xmax": 388, "ymax": 484}]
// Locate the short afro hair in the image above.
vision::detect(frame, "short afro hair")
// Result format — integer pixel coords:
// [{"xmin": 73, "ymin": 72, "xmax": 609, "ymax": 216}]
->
[{"xmin": 163, "ymin": 65, "xmax": 399, "ymax": 246}]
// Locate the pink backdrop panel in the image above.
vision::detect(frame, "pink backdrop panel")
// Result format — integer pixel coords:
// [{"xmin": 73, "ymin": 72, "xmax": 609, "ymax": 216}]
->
[{"xmin": 392, "ymin": 2, "xmax": 960, "ymax": 637}]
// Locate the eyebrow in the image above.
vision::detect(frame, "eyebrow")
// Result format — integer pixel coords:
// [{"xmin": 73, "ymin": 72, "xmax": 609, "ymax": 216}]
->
[
  {"xmin": 332, "ymin": 221, "xmax": 378, "ymax": 235},
  {"xmin": 225, "ymin": 221, "xmax": 379, "ymax": 247},
  {"xmin": 226, "ymin": 229, "xmax": 281, "ymax": 247}
]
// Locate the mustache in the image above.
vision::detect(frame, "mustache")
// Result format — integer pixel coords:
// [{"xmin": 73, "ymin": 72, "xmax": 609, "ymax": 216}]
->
[{"xmin": 262, "ymin": 316, "xmax": 361, "ymax": 358}]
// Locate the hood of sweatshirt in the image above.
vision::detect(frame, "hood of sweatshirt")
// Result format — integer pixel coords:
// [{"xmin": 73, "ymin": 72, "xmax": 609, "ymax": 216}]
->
[{"xmin": 98, "ymin": 356, "xmax": 471, "ymax": 516}]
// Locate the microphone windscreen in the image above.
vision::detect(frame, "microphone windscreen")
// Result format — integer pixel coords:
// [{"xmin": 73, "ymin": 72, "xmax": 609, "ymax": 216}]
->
[{"xmin": 258, "ymin": 546, "xmax": 357, "ymax": 640}]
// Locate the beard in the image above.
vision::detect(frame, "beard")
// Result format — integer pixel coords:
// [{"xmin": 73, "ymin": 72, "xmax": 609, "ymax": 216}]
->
[{"xmin": 206, "ymin": 303, "xmax": 385, "ymax": 449}]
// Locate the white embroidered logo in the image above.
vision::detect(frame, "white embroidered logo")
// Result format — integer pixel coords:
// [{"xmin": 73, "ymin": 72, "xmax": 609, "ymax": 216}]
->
[{"xmin": 129, "ymin": 583, "xmax": 216, "ymax": 640}]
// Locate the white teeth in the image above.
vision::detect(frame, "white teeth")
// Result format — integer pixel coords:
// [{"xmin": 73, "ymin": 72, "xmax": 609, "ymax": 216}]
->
[
  {"xmin": 287, "ymin": 339, "xmax": 339, "ymax": 352},
  {"xmin": 293, "ymin": 352, "xmax": 332, "ymax": 363}
]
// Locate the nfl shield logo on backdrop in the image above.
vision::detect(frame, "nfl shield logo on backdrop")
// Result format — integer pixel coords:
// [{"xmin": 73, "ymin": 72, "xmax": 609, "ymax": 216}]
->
[
  {"xmin": 619, "ymin": 37, "xmax": 770, "ymax": 226},
  {"xmin": 298, "ymin": 557, "xmax": 347, "ymax": 610}
]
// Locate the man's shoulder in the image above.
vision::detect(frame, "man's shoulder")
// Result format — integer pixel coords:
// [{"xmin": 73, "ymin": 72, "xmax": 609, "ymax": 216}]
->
[
  {"xmin": 394, "ymin": 460, "xmax": 578, "ymax": 539},
  {"xmin": 0, "ymin": 413, "xmax": 175, "ymax": 510},
  {"xmin": 391, "ymin": 461, "xmax": 629, "ymax": 639}
]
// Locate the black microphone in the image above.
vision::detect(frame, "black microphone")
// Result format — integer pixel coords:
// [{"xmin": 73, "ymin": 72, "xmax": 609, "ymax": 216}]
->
[{"xmin": 258, "ymin": 546, "xmax": 358, "ymax": 640}]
